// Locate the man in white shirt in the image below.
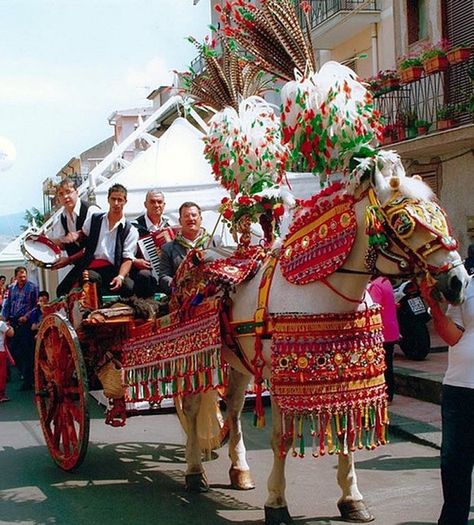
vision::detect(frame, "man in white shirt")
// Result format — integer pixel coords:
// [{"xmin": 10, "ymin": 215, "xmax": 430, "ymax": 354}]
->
[
  {"xmin": 49, "ymin": 177, "xmax": 99, "ymax": 297},
  {"xmin": 75, "ymin": 183, "xmax": 138, "ymax": 301}
]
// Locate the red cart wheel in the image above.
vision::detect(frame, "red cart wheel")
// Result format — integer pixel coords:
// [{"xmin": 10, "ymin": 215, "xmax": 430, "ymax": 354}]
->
[{"xmin": 35, "ymin": 313, "xmax": 90, "ymax": 471}]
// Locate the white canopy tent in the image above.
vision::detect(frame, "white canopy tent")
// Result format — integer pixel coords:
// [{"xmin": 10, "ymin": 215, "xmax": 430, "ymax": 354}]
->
[
  {"xmin": 92, "ymin": 117, "xmax": 232, "ymax": 243},
  {"xmin": 0, "ymin": 113, "xmax": 319, "ymax": 296}
]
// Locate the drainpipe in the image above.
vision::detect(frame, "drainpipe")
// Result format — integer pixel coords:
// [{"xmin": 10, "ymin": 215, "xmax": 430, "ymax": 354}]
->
[{"xmin": 371, "ymin": 23, "xmax": 379, "ymax": 75}]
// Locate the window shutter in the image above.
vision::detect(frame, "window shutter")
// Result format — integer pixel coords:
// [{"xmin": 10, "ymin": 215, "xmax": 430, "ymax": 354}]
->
[{"xmin": 444, "ymin": 0, "xmax": 474, "ymax": 124}]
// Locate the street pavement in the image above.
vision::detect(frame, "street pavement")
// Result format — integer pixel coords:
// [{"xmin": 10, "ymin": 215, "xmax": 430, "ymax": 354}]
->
[{"xmin": 1, "ymin": 357, "xmax": 473, "ymax": 525}]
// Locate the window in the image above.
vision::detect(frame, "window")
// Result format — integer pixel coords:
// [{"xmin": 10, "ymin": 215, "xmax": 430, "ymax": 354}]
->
[{"xmin": 407, "ymin": 0, "xmax": 428, "ymax": 45}]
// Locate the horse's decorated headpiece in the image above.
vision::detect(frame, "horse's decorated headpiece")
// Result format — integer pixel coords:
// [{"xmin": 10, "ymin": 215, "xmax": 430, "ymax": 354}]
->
[
  {"xmin": 366, "ymin": 182, "xmax": 459, "ymax": 275},
  {"xmin": 383, "ymin": 193, "xmax": 458, "ymax": 253}
]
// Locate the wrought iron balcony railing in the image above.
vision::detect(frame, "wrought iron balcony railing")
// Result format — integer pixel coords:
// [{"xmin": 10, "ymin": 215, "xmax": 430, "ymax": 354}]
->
[
  {"xmin": 296, "ymin": 0, "xmax": 378, "ymax": 30},
  {"xmin": 374, "ymin": 57, "xmax": 473, "ymax": 145}
]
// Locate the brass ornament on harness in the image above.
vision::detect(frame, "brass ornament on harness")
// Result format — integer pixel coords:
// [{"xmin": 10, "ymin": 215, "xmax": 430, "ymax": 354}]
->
[{"xmin": 366, "ymin": 187, "xmax": 459, "ymax": 276}]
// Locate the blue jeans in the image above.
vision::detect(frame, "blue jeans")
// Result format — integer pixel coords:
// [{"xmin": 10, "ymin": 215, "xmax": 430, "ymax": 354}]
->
[{"xmin": 438, "ymin": 384, "xmax": 474, "ymax": 525}]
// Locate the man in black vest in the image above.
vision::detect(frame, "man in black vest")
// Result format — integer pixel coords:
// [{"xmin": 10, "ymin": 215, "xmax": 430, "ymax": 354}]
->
[
  {"xmin": 50, "ymin": 177, "xmax": 98, "ymax": 297},
  {"xmin": 131, "ymin": 189, "xmax": 173, "ymax": 298},
  {"xmin": 78, "ymin": 183, "xmax": 138, "ymax": 301}
]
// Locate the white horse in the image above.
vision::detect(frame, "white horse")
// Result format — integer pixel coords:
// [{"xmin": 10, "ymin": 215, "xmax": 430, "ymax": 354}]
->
[{"xmin": 180, "ymin": 167, "xmax": 469, "ymax": 525}]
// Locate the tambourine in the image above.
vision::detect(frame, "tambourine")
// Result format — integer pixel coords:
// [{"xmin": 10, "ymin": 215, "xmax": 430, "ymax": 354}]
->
[{"xmin": 21, "ymin": 234, "xmax": 61, "ymax": 268}]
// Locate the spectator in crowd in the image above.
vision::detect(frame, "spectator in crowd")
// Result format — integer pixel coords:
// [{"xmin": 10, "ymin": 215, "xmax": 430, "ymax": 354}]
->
[
  {"xmin": 159, "ymin": 202, "xmax": 212, "ymax": 295},
  {"xmin": 1, "ymin": 266, "xmax": 38, "ymax": 390},
  {"xmin": 49, "ymin": 177, "xmax": 99, "ymax": 297},
  {"xmin": 0, "ymin": 275, "xmax": 6, "ymax": 307},
  {"xmin": 367, "ymin": 276, "xmax": 400, "ymax": 403},
  {"xmin": 131, "ymin": 189, "xmax": 173, "ymax": 298},
  {"xmin": 76, "ymin": 183, "xmax": 138, "ymax": 301},
  {"xmin": 0, "ymin": 318, "xmax": 14, "ymax": 402},
  {"xmin": 31, "ymin": 291, "xmax": 50, "ymax": 334},
  {"xmin": 464, "ymin": 243, "xmax": 474, "ymax": 276},
  {"xmin": 422, "ymin": 276, "xmax": 474, "ymax": 525}
]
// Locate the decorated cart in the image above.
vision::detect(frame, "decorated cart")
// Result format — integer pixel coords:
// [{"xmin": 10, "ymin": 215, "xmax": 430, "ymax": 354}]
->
[{"xmin": 34, "ymin": 275, "xmax": 228, "ymax": 471}]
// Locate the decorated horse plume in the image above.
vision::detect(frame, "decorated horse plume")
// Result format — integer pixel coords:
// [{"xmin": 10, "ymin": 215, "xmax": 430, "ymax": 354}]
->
[
  {"xmin": 183, "ymin": 35, "xmax": 275, "ymax": 112},
  {"xmin": 217, "ymin": 0, "xmax": 316, "ymax": 81},
  {"xmin": 219, "ymin": 1, "xmax": 383, "ymax": 178}
]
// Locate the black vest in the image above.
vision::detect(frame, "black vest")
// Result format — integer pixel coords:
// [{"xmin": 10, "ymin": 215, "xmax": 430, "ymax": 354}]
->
[
  {"xmin": 60, "ymin": 201, "xmax": 89, "ymax": 256},
  {"xmin": 81, "ymin": 213, "xmax": 132, "ymax": 272},
  {"xmin": 133, "ymin": 214, "xmax": 171, "ymax": 238}
]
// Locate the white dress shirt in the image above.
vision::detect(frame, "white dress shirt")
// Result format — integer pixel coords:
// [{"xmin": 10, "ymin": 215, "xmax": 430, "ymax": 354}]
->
[{"xmin": 82, "ymin": 214, "xmax": 138, "ymax": 265}]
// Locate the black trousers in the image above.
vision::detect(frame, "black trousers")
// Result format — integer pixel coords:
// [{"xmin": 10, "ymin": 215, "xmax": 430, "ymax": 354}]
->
[
  {"xmin": 8, "ymin": 321, "xmax": 34, "ymax": 387},
  {"xmin": 384, "ymin": 342, "xmax": 395, "ymax": 401},
  {"xmin": 438, "ymin": 385, "xmax": 474, "ymax": 525},
  {"xmin": 86, "ymin": 266, "xmax": 134, "ymax": 302},
  {"xmin": 130, "ymin": 268, "xmax": 157, "ymax": 298}
]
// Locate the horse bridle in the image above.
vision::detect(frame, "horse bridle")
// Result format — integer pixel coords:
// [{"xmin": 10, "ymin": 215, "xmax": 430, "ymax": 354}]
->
[{"xmin": 338, "ymin": 186, "xmax": 462, "ymax": 280}]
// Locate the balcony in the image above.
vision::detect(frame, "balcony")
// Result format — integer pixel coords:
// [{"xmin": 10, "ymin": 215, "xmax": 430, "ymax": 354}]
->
[
  {"xmin": 296, "ymin": 0, "xmax": 380, "ymax": 49},
  {"xmin": 374, "ymin": 57, "xmax": 473, "ymax": 157}
]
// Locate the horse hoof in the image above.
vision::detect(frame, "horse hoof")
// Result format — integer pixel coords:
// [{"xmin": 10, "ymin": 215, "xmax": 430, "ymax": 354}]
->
[
  {"xmin": 185, "ymin": 472, "xmax": 209, "ymax": 493},
  {"xmin": 264, "ymin": 505, "xmax": 294, "ymax": 525},
  {"xmin": 229, "ymin": 467, "xmax": 255, "ymax": 490},
  {"xmin": 337, "ymin": 500, "xmax": 374, "ymax": 522}
]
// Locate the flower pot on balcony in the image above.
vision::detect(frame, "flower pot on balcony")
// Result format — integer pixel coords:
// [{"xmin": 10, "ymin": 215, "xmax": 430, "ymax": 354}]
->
[
  {"xmin": 417, "ymin": 125, "xmax": 430, "ymax": 135},
  {"xmin": 447, "ymin": 47, "xmax": 472, "ymax": 65},
  {"xmin": 399, "ymin": 66, "xmax": 424, "ymax": 83},
  {"xmin": 423, "ymin": 55, "xmax": 449, "ymax": 75},
  {"xmin": 397, "ymin": 127, "xmax": 406, "ymax": 141},
  {"xmin": 381, "ymin": 77, "xmax": 400, "ymax": 92},
  {"xmin": 406, "ymin": 126, "xmax": 418, "ymax": 139},
  {"xmin": 437, "ymin": 118, "xmax": 459, "ymax": 131}
]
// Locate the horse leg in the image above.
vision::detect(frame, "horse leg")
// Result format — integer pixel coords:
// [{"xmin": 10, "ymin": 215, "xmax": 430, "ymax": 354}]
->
[
  {"xmin": 226, "ymin": 367, "xmax": 255, "ymax": 490},
  {"xmin": 182, "ymin": 392, "xmax": 209, "ymax": 493},
  {"xmin": 264, "ymin": 401, "xmax": 294, "ymax": 525},
  {"xmin": 337, "ymin": 453, "xmax": 374, "ymax": 522}
]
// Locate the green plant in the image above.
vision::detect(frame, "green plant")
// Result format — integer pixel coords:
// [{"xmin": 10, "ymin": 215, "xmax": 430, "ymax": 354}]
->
[
  {"xmin": 436, "ymin": 103, "xmax": 462, "ymax": 120},
  {"xmin": 399, "ymin": 110, "xmax": 418, "ymax": 127},
  {"xmin": 398, "ymin": 55, "xmax": 423, "ymax": 70},
  {"xmin": 415, "ymin": 119, "xmax": 431, "ymax": 129},
  {"xmin": 421, "ymin": 46, "xmax": 446, "ymax": 61}
]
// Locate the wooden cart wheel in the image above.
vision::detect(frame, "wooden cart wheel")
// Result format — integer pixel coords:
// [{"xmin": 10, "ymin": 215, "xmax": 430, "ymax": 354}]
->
[
  {"xmin": 35, "ymin": 313, "xmax": 90, "ymax": 471},
  {"xmin": 175, "ymin": 390, "xmax": 229, "ymax": 456}
]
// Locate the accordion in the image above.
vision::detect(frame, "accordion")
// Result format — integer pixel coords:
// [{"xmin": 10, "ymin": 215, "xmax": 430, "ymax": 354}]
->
[{"xmin": 137, "ymin": 227, "xmax": 175, "ymax": 281}]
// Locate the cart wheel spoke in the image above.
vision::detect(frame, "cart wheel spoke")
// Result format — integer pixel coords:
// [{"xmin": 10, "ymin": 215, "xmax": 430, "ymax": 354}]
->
[{"xmin": 35, "ymin": 313, "xmax": 90, "ymax": 471}]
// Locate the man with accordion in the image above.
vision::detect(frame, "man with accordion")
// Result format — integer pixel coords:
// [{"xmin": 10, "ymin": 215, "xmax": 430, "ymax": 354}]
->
[{"xmin": 131, "ymin": 189, "xmax": 175, "ymax": 298}]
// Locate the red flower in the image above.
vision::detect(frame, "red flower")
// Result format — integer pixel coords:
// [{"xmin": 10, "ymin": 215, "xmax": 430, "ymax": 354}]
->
[
  {"xmin": 273, "ymin": 203, "xmax": 285, "ymax": 218},
  {"xmin": 223, "ymin": 208, "xmax": 233, "ymax": 220}
]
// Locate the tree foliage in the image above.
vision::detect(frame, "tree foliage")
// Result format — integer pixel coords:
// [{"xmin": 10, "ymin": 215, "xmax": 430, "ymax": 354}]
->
[{"xmin": 21, "ymin": 207, "xmax": 45, "ymax": 231}]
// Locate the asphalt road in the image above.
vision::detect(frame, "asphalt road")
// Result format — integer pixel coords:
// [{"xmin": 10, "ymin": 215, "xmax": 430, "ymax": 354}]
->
[{"xmin": 1, "ymin": 377, "xmax": 473, "ymax": 525}]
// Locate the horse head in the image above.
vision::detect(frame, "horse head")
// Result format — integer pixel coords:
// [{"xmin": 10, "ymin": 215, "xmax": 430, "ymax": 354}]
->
[{"xmin": 366, "ymin": 153, "xmax": 468, "ymax": 304}]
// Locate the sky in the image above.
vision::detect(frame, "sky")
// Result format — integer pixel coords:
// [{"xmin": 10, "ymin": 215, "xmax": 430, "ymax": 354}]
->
[{"xmin": 0, "ymin": 0, "xmax": 211, "ymax": 220}]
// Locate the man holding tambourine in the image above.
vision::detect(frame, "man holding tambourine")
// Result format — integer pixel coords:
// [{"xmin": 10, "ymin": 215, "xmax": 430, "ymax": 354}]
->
[{"xmin": 48, "ymin": 177, "xmax": 99, "ymax": 297}]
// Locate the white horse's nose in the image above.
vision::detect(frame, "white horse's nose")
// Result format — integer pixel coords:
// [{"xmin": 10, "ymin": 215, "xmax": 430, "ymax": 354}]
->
[{"xmin": 435, "ymin": 266, "xmax": 469, "ymax": 305}]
